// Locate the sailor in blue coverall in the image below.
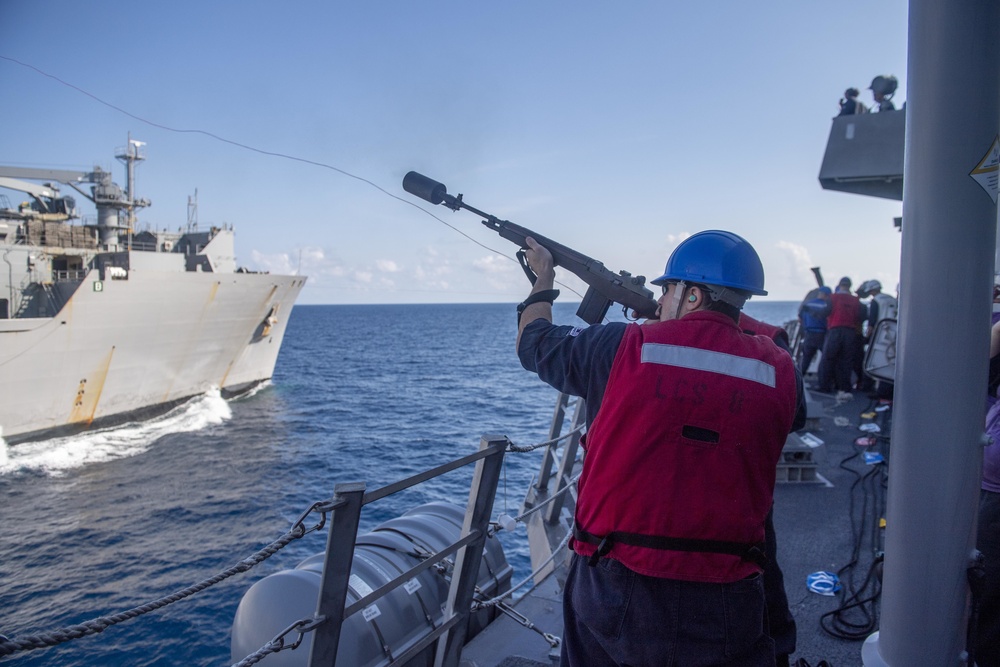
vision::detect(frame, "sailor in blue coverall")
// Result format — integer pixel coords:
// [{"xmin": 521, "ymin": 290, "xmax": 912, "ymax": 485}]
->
[{"xmin": 516, "ymin": 231, "xmax": 805, "ymax": 666}]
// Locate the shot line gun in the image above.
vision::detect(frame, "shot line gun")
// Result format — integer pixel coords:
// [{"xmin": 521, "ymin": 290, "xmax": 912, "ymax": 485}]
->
[{"xmin": 402, "ymin": 171, "xmax": 658, "ymax": 325}]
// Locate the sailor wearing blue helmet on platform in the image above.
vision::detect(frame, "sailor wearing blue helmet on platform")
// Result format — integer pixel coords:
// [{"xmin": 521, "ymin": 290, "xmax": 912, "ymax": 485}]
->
[
  {"xmin": 651, "ymin": 229, "xmax": 766, "ymax": 311},
  {"xmin": 517, "ymin": 230, "xmax": 806, "ymax": 667}
]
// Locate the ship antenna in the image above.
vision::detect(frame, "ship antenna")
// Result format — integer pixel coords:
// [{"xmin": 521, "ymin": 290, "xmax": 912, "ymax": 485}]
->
[
  {"xmin": 187, "ymin": 188, "xmax": 198, "ymax": 232},
  {"xmin": 114, "ymin": 133, "xmax": 150, "ymax": 250}
]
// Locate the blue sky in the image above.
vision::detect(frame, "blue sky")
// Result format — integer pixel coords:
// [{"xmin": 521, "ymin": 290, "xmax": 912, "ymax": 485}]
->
[{"xmin": 0, "ymin": 1, "xmax": 908, "ymax": 304}]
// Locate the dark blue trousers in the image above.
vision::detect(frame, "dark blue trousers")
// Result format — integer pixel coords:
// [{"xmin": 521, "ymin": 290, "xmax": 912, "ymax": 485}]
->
[
  {"xmin": 798, "ymin": 330, "xmax": 825, "ymax": 377},
  {"xmin": 818, "ymin": 327, "xmax": 857, "ymax": 392},
  {"xmin": 975, "ymin": 489, "xmax": 1000, "ymax": 667},
  {"xmin": 763, "ymin": 509, "xmax": 795, "ymax": 661},
  {"xmin": 561, "ymin": 554, "xmax": 775, "ymax": 666}
]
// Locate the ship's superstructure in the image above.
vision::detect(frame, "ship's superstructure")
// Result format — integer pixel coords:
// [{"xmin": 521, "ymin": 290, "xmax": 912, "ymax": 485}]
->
[{"xmin": 0, "ymin": 140, "xmax": 306, "ymax": 444}]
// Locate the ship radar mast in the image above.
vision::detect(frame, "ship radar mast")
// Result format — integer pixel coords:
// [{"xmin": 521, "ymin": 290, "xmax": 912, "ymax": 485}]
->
[
  {"xmin": 0, "ymin": 137, "xmax": 151, "ymax": 251},
  {"xmin": 113, "ymin": 134, "xmax": 152, "ymax": 249},
  {"xmin": 187, "ymin": 188, "xmax": 198, "ymax": 232}
]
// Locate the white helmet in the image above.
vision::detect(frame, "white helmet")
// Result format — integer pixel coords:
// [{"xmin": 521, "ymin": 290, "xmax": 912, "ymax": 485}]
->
[{"xmin": 857, "ymin": 279, "xmax": 882, "ymax": 297}]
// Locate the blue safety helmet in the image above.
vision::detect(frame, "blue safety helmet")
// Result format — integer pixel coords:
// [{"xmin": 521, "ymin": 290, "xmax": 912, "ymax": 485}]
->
[{"xmin": 651, "ymin": 230, "xmax": 767, "ymax": 297}]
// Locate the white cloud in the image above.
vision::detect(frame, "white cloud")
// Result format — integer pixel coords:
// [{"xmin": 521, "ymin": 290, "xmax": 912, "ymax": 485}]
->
[
  {"xmin": 770, "ymin": 240, "xmax": 820, "ymax": 299},
  {"xmin": 472, "ymin": 254, "xmax": 518, "ymax": 275},
  {"xmin": 327, "ymin": 266, "xmax": 347, "ymax": 277},
  {"xmin": 301, "ymin": 247, "xmax": 326, "ymax": 263},
  {"xmin": 415, "ymin": 265, "xmax": 446, "ymax": 280},
  {"xmin": 250, "ymin": 243, "xmax": 526, "ymax": 302},
  {"xmin": 249, "ymin": 249, "xmax": 294, "ymax": 275},
  {"xmin": 776, "ymin": 240, "xmax": 814, "ymax": 276},
  {"xmin": 249, "ymin": 246, "xmax": 330, "ymax": 276}
]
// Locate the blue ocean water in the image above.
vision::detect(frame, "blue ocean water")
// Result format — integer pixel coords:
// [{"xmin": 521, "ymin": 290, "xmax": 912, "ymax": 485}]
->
[{"xmin": 0, "ymin": 300, "xmax": 797, "ymax": 666}]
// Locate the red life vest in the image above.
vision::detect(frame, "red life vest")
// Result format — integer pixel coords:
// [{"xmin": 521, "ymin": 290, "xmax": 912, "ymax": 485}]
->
[
  {"xmin": 738, "ymin": 312, "xmax": 790, "ymax": 349},
  {"xmin": 827, "ymin": 292, "xmax": 862, "ymax": 329},
  {"xmin": 574, "ymin": 311, "xmax": 798, "ymax": 583}
]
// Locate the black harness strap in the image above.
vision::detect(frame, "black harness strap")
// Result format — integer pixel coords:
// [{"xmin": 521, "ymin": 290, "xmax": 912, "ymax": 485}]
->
[{"xmin": 574, "ymin": 524, "xmax": 767, "ymax": 569}]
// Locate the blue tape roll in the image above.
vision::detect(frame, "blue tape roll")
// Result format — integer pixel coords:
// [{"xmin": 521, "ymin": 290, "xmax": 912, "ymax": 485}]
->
[{"xmin": 806, "ymin": 571, "xmax": 841, "ymax": 596}]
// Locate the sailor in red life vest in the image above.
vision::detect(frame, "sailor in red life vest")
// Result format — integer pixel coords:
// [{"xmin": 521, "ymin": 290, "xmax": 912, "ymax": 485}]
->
[
  {"xmin": 517, "ymin": 230, "xmax": 804, "ymax": 667},
  {"xmin": 740, "ymin": 311, "xmax": 791, "ymax": 350}
]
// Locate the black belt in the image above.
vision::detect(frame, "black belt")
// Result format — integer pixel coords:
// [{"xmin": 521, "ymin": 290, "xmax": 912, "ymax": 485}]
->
[{"xmin": 574, "ymin": 524, "xmax": 767, "ymax": 569}]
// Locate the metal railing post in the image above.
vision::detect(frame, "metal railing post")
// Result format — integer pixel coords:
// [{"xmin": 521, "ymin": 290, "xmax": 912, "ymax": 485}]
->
[
  {"xmin": 536, "ymin": 393, "xmax": 571, "ymax": 492},
  {"xmin": 308, "ymin": 481, "xmax": 366, "ymax": 667},
  {"xmin": 544, "ymin": 397, "xmax": 585, "ymax": 524},
  {"xmin": 434, "ymin": 435, "xmax": 507, "ymax": 667}
]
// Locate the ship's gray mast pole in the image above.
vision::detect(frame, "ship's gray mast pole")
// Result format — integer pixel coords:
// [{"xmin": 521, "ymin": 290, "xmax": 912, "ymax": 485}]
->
[
  {"xmin": 117, "ymin": 134, "xmax": 146, "ymax": 251},
  {"xmin": 867, "ymin": 1, "xmax": 1000, "ymax": 664}
]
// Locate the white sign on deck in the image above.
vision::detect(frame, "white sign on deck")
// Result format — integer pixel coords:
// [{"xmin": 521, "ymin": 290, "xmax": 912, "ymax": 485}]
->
[{"xmin": 970, "ymin": 135, "xmax": 1000, "ymax": 204}]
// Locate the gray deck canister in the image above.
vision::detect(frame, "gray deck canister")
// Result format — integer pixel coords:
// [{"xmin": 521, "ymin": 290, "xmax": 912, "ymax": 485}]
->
[{"xmin": 231, "ymin": 502, "xmax": 512, "ymax": 666}]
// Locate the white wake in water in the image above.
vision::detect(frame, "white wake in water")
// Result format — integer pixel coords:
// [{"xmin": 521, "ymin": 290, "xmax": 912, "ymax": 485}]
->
[
  {"xmin": 233, "ymin": 379, "xmax": 272, "ymax": 401},
  {"xmin": 0, "ymin": 388, "xmax": 232, "ymax": 477}
]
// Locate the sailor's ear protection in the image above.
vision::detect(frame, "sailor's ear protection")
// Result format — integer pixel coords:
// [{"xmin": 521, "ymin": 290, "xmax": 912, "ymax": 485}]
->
[{"xmin": 688, "ymin": 295, "xmax": 697, "ymax": 302}]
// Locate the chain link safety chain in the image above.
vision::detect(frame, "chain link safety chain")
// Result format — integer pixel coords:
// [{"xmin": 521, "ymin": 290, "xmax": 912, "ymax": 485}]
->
[
  {"xmin": 493, "ymin": 601, "xmax": 561, "ymax": 649},
  {"xmin": 0, "ymin": 498, "xmax": 343, "ymax": 659},
  {"xmin": 474, "ymin": 428, "xmax": 581, "ymax": 650},
  {"xmin": 469, "ymin": 529, "xmax": 572, "ymax": 650}
]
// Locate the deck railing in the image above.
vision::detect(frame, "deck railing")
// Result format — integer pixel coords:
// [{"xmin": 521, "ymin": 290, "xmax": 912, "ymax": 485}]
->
[
  {"xmin": 306, "ymin": 435, "xmax": 507, "ymax": 667},
  {"xmin": 52, "ymin": 270, "xmax": 89, "ymax": 282},
  {"xmin": 535, "ymin": 393, "xmax": 585, "ymax": 525}
]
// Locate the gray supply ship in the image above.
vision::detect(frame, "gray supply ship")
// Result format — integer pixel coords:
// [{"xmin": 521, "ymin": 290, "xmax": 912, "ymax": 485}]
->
[{"xmin": 0, "ymin": 140, "xmax": 306, "ymax": 444}]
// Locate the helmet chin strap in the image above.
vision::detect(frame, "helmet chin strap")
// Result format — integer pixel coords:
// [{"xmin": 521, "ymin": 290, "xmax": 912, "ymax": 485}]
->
[{"xmin": 667, "ymin": 280, "xmax": 688, "ymax": 320}]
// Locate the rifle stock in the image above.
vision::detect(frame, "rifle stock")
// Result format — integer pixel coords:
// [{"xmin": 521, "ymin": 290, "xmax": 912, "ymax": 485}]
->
[{"xmin": 403, "ymin": 171, "xmax": 658, "ymax": 324}]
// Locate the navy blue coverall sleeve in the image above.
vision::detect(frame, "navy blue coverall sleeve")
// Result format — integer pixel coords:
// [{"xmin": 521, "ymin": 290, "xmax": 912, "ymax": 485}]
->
[{"xmin": 517, "ymin": 319, "xmax": 627, "ymax": 427}]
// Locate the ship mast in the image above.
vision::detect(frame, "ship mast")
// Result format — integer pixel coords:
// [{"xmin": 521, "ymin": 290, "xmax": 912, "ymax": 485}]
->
[
  {"xmin": 114, "ymin": 134, "xmax": 151, "ymax": 250},
  {"xmin": 864, "ymin": 1, "xmax": 1000, "ymax": 665},
  {"xmin": 187, "ymin": 188, "xmax": 198, "ymax": 232}
]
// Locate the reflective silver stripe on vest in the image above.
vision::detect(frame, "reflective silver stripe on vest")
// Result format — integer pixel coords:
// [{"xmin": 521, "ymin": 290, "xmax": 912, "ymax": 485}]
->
[{"xmin": 640, "ymin": 343, "xmax": 776, "ymax": 387}]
